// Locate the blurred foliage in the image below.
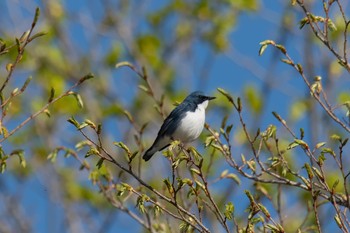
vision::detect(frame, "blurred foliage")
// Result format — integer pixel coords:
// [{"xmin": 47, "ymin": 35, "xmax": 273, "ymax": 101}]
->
[{"xmin": 1, "ymin": 0, "xmax": 350, "ymax": 233}]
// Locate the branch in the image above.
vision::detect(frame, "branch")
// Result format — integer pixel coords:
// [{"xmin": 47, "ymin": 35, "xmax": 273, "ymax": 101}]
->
[
  {"xmin": 296, "ymin": 0, "xmax": 350, "ymax": 73},
  {"xmin": 0, "ymin": 73, "xmax": 94, "ymax": 143}
]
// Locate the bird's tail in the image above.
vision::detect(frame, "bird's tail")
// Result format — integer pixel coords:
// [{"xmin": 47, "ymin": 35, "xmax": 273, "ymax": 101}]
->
[
  {"xmin": 143, "ymin": 140, "xmax": 170, "ymax": 161},
  {"xmin": 143, "ymin": 136, "xmax": 171, "ymax": 161},
  {"xmin": 143, "ymin": 146, "xmax": 157, "ymax": 161}
]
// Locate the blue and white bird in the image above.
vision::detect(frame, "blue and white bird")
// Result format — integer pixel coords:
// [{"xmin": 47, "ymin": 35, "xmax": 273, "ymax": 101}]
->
[{"xmin": 143, "ymin": 91, "xmax": 216, "ymax": 161}]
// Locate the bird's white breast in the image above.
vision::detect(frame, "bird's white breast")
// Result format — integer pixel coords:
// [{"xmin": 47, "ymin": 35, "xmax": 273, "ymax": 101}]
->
[{"xmin": 173, "ymin": 100, "xmax": 208, "ymax": 143}]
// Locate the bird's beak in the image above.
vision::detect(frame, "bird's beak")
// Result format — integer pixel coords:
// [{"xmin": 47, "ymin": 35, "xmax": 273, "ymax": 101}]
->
[{"xmin": 207, "ymin": 96, "xmax": 216, "ymax": 101}]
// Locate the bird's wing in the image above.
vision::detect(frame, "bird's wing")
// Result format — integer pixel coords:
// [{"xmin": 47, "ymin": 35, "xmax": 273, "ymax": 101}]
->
[
  {"xmin": 144, "ymin": 100, "xmax": 196, "ymax": 159},
  {"xmin": 157, "ymin": 102, "xmax": 192, "ymax": 137}
]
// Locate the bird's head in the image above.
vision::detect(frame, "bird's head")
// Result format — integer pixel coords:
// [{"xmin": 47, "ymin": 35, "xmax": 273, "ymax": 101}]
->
[{"xmin": 184, "ymin": 91, "xmax": 216, "ymax": 109}]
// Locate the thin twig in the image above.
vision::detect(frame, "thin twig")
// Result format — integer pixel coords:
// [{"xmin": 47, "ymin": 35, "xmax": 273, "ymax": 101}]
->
[{"xmin": 0, "ymin": 74, "xmax": 93, "ymax": 143}]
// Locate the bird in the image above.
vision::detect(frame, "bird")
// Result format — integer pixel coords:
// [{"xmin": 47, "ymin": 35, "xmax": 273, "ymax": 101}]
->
[{"xmin": 143, "ymin": 91, "xmax": 216, "ymax": 161}]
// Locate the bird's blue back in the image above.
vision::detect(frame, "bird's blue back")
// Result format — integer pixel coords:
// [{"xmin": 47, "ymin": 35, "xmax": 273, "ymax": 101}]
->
[{"xmin": 157, "ymin": 98, "xmax": 197, "ymax": 137}]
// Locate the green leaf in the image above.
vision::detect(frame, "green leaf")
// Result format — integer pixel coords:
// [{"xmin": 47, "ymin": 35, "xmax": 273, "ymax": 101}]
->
[
  {"xmin": 29, "ymin": 31, "xmax": 47, "ymax": 41},
  {"xmin": 262, "ymin": 124, "xmax": 277, "ymax": 139},
  {"xmin": 163, "ymin": 178, "xmax": 173, "ymax": 194},
  {"xmin": 179, "ymin": 222, "xmax": 191, "ymax": 232},
  {"xmin": 221, "ymin": 115, "xmax": 228, "ymax": 129},
  {"xmin": 136, "ymin": 195, "xmax": 147, "ymax": 214},
  {"xmin": 327, "ymin": 19, "xmax": 337, "ymax": 31},
  {"xmin": 153, "ymin": 205, "xmax": 161, "ymax": 218},
  {"xmin": 20, "ymin": 76, "xmax": 32, "ymax": 92},
  {"xmin": 11, "ymin": 88, "xmax": 19, "ymax": 96},
  {"xmin": 321, "ymin": 147, "xmax": 336, "ymax": 158},
  {"xmin": 224, "ymin": 202, "xmax": 234, "ymax": 220},
  {"xmin": 220, "ymin": 169, "xmax": 229, "ymax": 178},
  {"xmin": 96, "ymin": 158, "xmax": 104, "ymax": 169},
  {"xmin": 276, "ymin": 44, "xmax": 286, "ymax": 54},
  {"xmin": 315, "ymin": 142, "xmax": 326, "ymax": 149},
  {"xmin": 331, "ymin": 134, "xmax": 341, "ymax": 141},
  {"xmin": 169, "ymin": 140, "xmax": 181, "ymax": 151},
  {"xmin": 33, "ymin": 7, "xmax": 40, "ymax": 27},
  {"xmin": 195, "ymin": 180, "xmax": 205, "ymax": 191},
  {"xmin": 64, "ymin": 149, "xmax": 74, "ymax": 158},
  {"xmin": 114, "ymin": 141, "xmax": 132, "ymax": 157},
  {"xmin": 182, "ymin": 178, "xmax": 193, "ymax": 186},
  {"xmin": 84, "ymin": 119, "xmax": 96, "ymax": 129},
  {"xmin": 293, "ymin": 139, "xmax": 309, "ymax": 149},
  {"xmin": 312, "ymin": 166, "xmax": 323, "ymax": 180},
  {"xmin": 259, "ymin": 40, "xmax": 275, "ymax": 46},
  {"xmin": 15, "ymin": 38, "xmax": 20, "ymax": 53},
  {"xmin": 11, "ymin": 149, "xmax": 25, "ymax": 168},
  {"xmin": 332, "ymin": 179, "xmax": 339, "ymax": 191},
  {"xmin": 244, "ymin": 190, "xmax": 255, "ymax": 204},
  {"xmin": 318, "ymin": 153, "xmax": 326, "ymax": 166},
  {"xmin": 115, "ymin": 183, "xmax": 126, "ymax": 196},
  {"xmin": 0, "ymin": 41, "xmax": 6, "ymax": 53},
  {"xmin": 89, "ymin": 170, "xmax": 99, "ymax": 184},
  {"xmin": 190, "ymin": 168, "xmax": 201, "ymax": 175},
  {"xmin": 226, "ymin": 173, "xmax": 241, "ymax": 185},
  {"xmin": 259, "ymin": 40, "xmax": 276, "ymax": 55},
  {"xmin": 250, "ymin": 216, "xmax": 264, "ymax": 225},
  {"xmin": 123, "ymin": 110, "xmax": 133, "ymax": 123},
  {"xmin": 334, "ymin": 214, "xmax": 342, "ymax": 229},
  {"xmin": 258, "ymin": 44, "xmax": 267, "ymax": 56},
  {"xmin": 97, "ymin": 124, "xmax": 102, "ymax": 134},
  {"xmin": 281, "ymin": 58, "xmax": 293, "ymax": 65},
  {"xmin": 310, "ymin": 78, "xmax": 322, "ymax": 96},
  {"xmin": 75, "ymin": 140, "xmax": 92, "ymax": 151},
  {"xmin": 67, "ymin": 116, "xmax": 80, "ymax": 128},
  {"xmin": 237, "ymin": 97, "xmax": 242, "ymax": 112},
  {"xmin": 6, "ymin": 63, "xmax": 13, "ymax": 72},
  {"xmin": 300, "ymin": 128, "xmax": 305, "ymax": 139},
  {"xmin": 258, "ymin": 203, "xmax": 270, "ymax": 218},
  {"xmin": 115, "ymin": 61, "xmax": 133, "ymax": 69},
  {"xmin": 217, "ymin": 88, "xmax": 234, "ymax": 104},
  {"xmin": 247, "ymin": 160, "xmax": 256, "ymax": 172},
  {"xmin": 85, "ymin": 148, "xmax": 100, "ymax": 157},
  {"xmin": 266, "ymin": 224, "xmax": 280, "ymax": 232},
  {"xmin": 48, "ymin": 87, "xmax": 55, "ymax": 103},
  {"xmin": 342, "ymin": 138, "xmax": 349, "ymax": 147},
  {"xmin": 299, "ymin": 17, "xmax": 309, "ymax": 29},
  {"xmin": 296, "ymin": 63, "xmax": 303, "ymax": 73},
  {"xmin": 138, "ymin": 85, "xmax": 149, "ymax": 94},
  {"xmin": 73, "ymin": 93, "xmax": 84, "ymax": 108},
  {"xmin": 0, "ymin": 147, "xmax": 5, "ymax": 159},
  {"xmin": 81, "ymin": 159, "xmax": 92, "ymax": 171},
  {"xmin": 78, "ymin": 122, "xmax": 89, "ymax": 130},
  {"xmin": 78, "ymin": 73, "xmax": 94, "ymax": 84},
  {"xmin": 241, "ymin": 154, "xmax": 246, "ymax": 164},
  {"xmin": 47, "ymin": 149, "xmax": 58, "ymax": 163},
  {"xmin": 188, "ymin": 147, "xmax": 202, "ymax": 162},
  {"xmin": 205, "ymin": 135, "xmax": 215, "ymax": 147},
  {"xmin": 1, "ymin": 162, "xmax": 6, "ymax": 173},
  {"xmin": 226, "ymin": 124, "xmax": 233, "ymax": 135}
]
